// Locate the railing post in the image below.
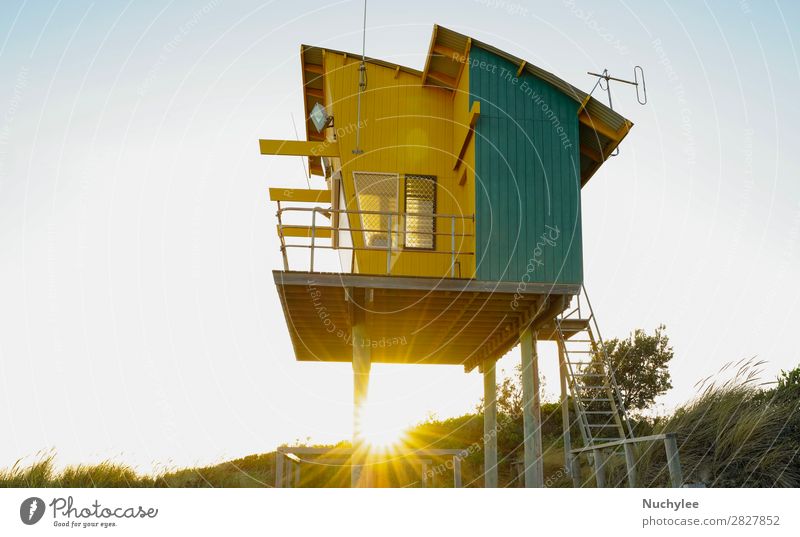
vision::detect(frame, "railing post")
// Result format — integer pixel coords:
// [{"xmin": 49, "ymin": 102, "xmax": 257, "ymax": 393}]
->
[
  {"xmin": 571, "ymin": 453, "xmax": 582, "ymax": 488},
  {"xmin": 664, "ymin": 433, "xmax": 683, "ymax": 488},
  {"xmin": 450, "ymin": 216, "xmax": 456, "ymax": 277},
  {"xmin": 592, "ymin": 449, "xmax": 606, "ymax": 488},
  {"xmin": 310, "ymin": 209, "xmax": 317, "ymax": 272},
  {"xmin": 276, "ymin": 202, "xmax": 289, "ymax": 271},
  {"xmin": 623, "ymin": 442, "xmax": 637, "ymax": 488},
  {"xmin": 274, "ymin": 451, "xmax": 284, "ymax": 488},
  {"xmin": 453, "ymin": 456, "xmax": 462, "ymax": 488},
  {"xmin": 386, "ymin": 214, "xmax": 392, "ymax": 274}
]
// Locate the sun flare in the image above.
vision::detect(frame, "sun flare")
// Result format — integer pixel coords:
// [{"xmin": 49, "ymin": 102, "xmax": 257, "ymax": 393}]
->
[{"xmin": 360, "ymin": 404, "xmax": 409, "ymax": 451}]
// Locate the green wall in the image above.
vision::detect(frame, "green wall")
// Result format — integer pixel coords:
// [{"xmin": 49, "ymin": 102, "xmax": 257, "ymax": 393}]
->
[{"xmin": 469, "ymin": 46, "xmax": 583, "ymax": 284}]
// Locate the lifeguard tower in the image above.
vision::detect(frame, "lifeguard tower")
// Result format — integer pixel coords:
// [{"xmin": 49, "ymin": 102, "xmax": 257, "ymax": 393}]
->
[{"xmin": 260, "ymin": 25, "xmax": 682, "ymax": 488}]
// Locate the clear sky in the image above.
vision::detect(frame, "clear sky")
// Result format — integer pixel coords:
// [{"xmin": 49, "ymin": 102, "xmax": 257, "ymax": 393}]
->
[{"xmin": 0, "ymin": 0, "xmax": 798, "ymax": 473}]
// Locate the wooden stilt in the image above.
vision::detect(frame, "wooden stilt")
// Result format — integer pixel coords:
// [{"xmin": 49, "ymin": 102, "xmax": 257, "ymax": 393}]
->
[
  {"xmin": 482, "ymin": 360, "xmax": 498, "ymax": 488},
  {"xmin": 521, "ymin": 327, "xmax": 544, "ymax": 487},
  {"xmin": 351, "ymin": 305, "xmax": 371, "ymax": 488},
  {"xmin": 557, "ymin": 339, "xmax": 575, "ymax": 486}
]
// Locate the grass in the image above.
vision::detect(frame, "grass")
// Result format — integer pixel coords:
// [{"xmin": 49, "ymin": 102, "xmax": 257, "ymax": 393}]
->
[
  {"xmin": 632, "ymin": 360, "xmax": 800, "ymax": 487},
  {"xmin": 3, "ymin": 360, "xmax": 798, "ymax": 488}
]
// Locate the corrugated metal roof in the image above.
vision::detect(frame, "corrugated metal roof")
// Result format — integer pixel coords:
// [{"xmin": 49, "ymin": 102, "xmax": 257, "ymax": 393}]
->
[{"xmin": 298, "ymin": 25, "xmax": 633, "ymax": 184}]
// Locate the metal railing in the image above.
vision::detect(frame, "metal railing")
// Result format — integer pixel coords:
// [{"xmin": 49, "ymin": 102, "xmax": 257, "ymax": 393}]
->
[
  {"xmin": 571, "ymin": 433, "xmax": 683, "ymax": 488},
  {"xmin": 275, "ymin": 205, "xmax": 475, "ymax": 277}
]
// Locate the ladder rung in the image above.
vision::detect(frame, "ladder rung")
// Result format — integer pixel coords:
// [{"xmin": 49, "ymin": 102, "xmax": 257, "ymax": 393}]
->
[
  {"xmin": 583, "ymin": 411, "xmax": 615, "ymax": 415},
  {"xmin": 587, "ymin": 424, "xmax": 618, "ymax": 428}
]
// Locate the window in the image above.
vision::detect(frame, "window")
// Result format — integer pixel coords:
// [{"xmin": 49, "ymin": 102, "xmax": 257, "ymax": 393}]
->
[
  {"xmin": 353, "ymin": 172, "xmax": 399, "ymax": 248},
  {"xmin": 404, "ymin": 175, "xmax": 436, "ymax": 249}
]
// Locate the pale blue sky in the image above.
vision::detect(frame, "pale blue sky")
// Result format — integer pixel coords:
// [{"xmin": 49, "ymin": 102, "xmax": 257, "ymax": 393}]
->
[{"xmin": 0, "ymin": 0, "xmax": 798, "ymax": 472}]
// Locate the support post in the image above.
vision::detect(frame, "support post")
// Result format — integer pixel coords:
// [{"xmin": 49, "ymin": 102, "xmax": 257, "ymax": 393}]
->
[
  {"xmin": 482, "ymin": 360, "xmax": 498, "ymax": 488},
  {"xmin": 453, "ymin": 456, "xmax": 462, "ymax": 488},
  {"xmin": 274, "ymin": 451, "xmax": 284, "ymax": 488},
  {"xmin": 557, "ymin": 340, "xmax": 575, "ymax": 484},
  {"xmin": 421, "ymin": 462, "xmax": 429, "ymax": 488},
  {"xmin": 351, "ymin": 304, "xmax": 372, "ymax": 488},
  {"xmin": 294, "ymin": 461, "xmax": 301, "ymax": 488},
  {"xmin": 521, "ymin": 327, "xmax": 544, "ymax": 487},
  {"xmin": 624, "ymin": 443, "xmax": 637, "ymax": 488},
  {"xmin": 593, "ymin": 449, "xmax": 607, "ymax": 488},
  {"xmin": 664, "ymin": 433, "xmax": 683, "ymax": 488}
]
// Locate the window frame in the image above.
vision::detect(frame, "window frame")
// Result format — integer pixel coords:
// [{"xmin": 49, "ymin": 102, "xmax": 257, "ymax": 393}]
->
[
  {"xmin": 352, "ymin": 171, "xmax": 400, "ymax": 250},
  {"xmin": 403, "ymin": 174, "xmax": 437, "ymax": 251}
]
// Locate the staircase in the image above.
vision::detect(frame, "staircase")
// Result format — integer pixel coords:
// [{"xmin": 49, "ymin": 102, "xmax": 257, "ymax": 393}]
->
[{"xmin": 555, "ymin": 286, "xmax": 633, "ymax": 447}]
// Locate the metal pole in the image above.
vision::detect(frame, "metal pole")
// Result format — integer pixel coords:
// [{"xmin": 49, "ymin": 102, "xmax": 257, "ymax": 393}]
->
[
  {"xmin": 664, "ymin": 433, "xmax": 683, "ymax": 488},
  {"xmin": 276, "ymin": 202, "xmax": 289, "ymax": 271},
  {"xmin": 386, "ymin": 214, "xmax": 392, "ymax": 274},
  {"xmin": 450, "ymin": 216, "xmax": 455, "ymax": 277},
  {"xmin": 624, "ymin": 443, "xmax": 637, "ymax": 488},
  {"xmin": 310, "ymin": 209, "xmax": 317, "ymax": 272},
  {"xmin": 274, "ymin": 451, "xmax": 284, "ymax": 488},
  {"xmin": 593, "ymin": 449, "xmax": 606, "ymax": 488},
  {"xmin": 521, "ymin": 327, "xmax": 544, "ymax": 487},
  {"xmin": 482, "ymin": 360, "xmax": 498, "ymax": 488},
  {"xmin": 453, "ymin": 456, "xmax": 462, "ymax": 488}
]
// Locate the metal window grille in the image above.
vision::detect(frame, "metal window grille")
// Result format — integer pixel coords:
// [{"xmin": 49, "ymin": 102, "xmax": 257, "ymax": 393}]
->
[
  {"xmin": 404, "ymin": 175, "xmax": 436, "ymax": 249},
  {"xmin": 353, "ymin": 172, "xmax": 399, "ymax": 248}
]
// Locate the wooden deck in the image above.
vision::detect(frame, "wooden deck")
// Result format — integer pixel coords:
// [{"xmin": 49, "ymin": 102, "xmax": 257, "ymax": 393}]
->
[{"xmin": 274, "ymin": 271, "xmax": 584, "ymax": 371}]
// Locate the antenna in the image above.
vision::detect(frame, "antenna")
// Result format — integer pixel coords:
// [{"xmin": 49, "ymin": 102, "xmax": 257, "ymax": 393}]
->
[
  {"xmin": 352, "ymin": 0, "xmax": 367, "ymax": 155},
  {"xmin": 586, "ymin": 66, "xmax": 646, "ymax": 156}
]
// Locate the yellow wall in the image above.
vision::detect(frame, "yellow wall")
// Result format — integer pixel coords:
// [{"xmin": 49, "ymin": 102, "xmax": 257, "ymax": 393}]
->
[{"xmin": 322, "ymin": 52, "xmax": 476, "ymax": 278}]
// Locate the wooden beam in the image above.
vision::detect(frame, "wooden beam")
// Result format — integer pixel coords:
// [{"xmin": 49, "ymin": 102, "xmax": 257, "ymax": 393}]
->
[
  {"xmin": 577, "ymin": 94, "xmax": 591, "ymax": 115},
  {"xmin": 516, "ymin": 60, "xmax": 527, "ymax": 77},
  {"xmin": 580, "ymin": 143, "xmax": 604, "ymax": 163},
  {"xmin": 259, "ymin": 139, "xmax": 339, "ymax": 158},
  {"xmin": 421, "ymin": 24, "xmax": 439, "ymax": 85},
  {"xmin": 305, "ymin": 63, "xmax": 323, "ymax": 75},
  {"xmin": 453, "ymin": 101, "xmax": 481, "ymax": 170},
  {"xmin": 278, "ymin": 225, "xmax": 332, "ymax": 238},
  {"xmin": 269, "ymin": 188, "xmax": 331, "ymax": 203},
  {"xmin": 450, "ymin": 37, "xmax": 472, "ymax": 100},
  {"xmin": 426, "ymin": 71, "xmax": 457, "ymax": 88},
  {"xmin": 432, "ymin": 43, "xmax": 464, "ymax": 62},
  {"xmin": 306, "ymin": 87, "xmax": 323, "ymax": 98},
  {"xmin": 578, "ymin": 111, "xmax": 622, "ymax": 142}
]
